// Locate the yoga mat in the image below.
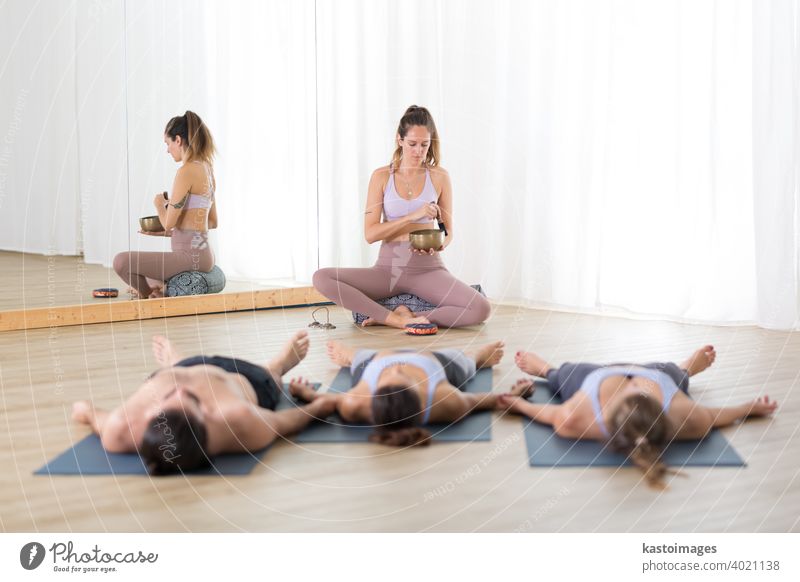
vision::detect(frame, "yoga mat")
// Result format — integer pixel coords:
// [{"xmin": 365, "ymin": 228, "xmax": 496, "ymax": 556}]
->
[
  {"xmin": 522, "ymin": 383, "xmax": 745, "ymax": 467},
  {"xmin": 280, "ymin": 368, "xmax": 493, "ymax": 443},
  {"xmin": 34, "ymin": 434, "xmax": 270, "ymax": 476}
]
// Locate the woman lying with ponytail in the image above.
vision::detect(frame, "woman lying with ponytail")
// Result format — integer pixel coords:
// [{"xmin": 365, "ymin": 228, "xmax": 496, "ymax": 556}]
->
[
  {"xmin": 114, "ymin": 110, "xmax": 218, "ymax": 298},
  {"xmin": 498, "ymin": 345, "xmax": 778, "ymax": 489},
  {"xmin": 288, "ymin": 339, "xmax": 517, "ymax": 446}
]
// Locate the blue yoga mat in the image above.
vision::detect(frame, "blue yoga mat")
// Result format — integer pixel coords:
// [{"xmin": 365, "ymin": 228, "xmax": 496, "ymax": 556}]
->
[
  {"xmin": 34, "ymin": 435, "xmax": 270, "ymax": 476},
  {"xmin": 522, "ymin": 383, "xmax": 745, "ymax": 467},
  {"xmin": 280, "ymin": 368, "xmax": 493, "ymax": 443},
  {"xmin": 34, "ymin": 381, "xmax": 325, "ymax": 476}
]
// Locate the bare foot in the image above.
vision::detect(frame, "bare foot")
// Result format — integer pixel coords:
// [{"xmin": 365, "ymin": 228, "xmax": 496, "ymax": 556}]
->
[
  {"xmin": 127, "ymin": 287, "xmax": 141, "ymax": 299},
  {"xmin": 148, "ymin": 288, "xmax": 164, "ymax": 299},
  {"xmin": 393, "ymin": 305, "xmax": 414, "ymax": 317},
  {"xmin": 327, "ymin": 340, "xmax": 356, "ymax": 367},
  {"xmin": 680, "ymin": 345, "xmax": 716, "ymax": 377},
  {"xmin": 514, "ymin": 350, "xmax": 552, "ymax": 377},
  {"xmin": 508, "ymin": 377, "xmax": 536, "ymax": 398},
  {"xmin": 470, "ymin": 340, "xmax": 505, "ymax": 369},
  {"xmin": 152, "ymin": 335, "xmax": 182, "ymax": 367},
  {"xmin": 288, "ymin": 376, "xmax": 318, "ymax": 402},
  {"xmin": 269, "ymin": 330, "xmax": 311, "ymax": 377},
  {"xmin": 361, "ymin": 305, "xmax": 415, "ymax": 327}
]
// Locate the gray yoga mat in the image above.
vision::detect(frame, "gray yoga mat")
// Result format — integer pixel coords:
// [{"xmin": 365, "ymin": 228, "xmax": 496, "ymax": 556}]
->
[
  {"xmin": 279, "ymin": 368, "xmax": 493, "ymax": 443},
  {"xmin": 34, "ymin": 435, "xmax": 270, "ymax": 476},
  {"xmin": 522, "ymin": 383, "xmax": 745, "ymax": 467}
]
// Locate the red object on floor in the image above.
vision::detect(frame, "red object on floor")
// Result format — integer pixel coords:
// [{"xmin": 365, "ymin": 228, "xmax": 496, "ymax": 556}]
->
[
  {"xmin": 405, "ymin": 323, "xmax": 438, "ymax": 336},
  {"xmin": 92, "ymin": 288, "xmax": 119, "ymax": 298}
]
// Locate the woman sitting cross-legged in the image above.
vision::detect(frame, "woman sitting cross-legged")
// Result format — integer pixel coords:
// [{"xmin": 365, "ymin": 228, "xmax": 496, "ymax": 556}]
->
[
  {"xmin": 497, "ymin": 345, "xmax": 779, "ymax": 489},
  {"xmin": 288, "ymin": 340, "xmax": 518, "ymax": 446}
]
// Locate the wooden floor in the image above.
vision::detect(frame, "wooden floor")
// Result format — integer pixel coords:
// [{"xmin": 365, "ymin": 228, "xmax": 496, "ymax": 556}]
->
[
  {"xmin": 0, "ymin": 250, "xmax": 305, "ymax": 311},
  {"xmin": 1, "ymin": 304, "xmax": 797, "ymax": 532}
]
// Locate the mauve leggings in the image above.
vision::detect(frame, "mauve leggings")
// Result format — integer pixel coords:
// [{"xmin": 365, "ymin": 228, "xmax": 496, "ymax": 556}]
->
[
  {"xmin": 113, "ymin": 229, "xmax": 214, "ymax": 296},
  {"xmin": 312, "ymin": 242, "xmax": 491, "ymax": 328}
]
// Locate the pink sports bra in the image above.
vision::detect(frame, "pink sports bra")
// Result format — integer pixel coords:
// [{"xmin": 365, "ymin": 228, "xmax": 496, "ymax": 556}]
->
[
  {"xmin": 185, "ymin": 161, "xmax": 215, "ymax": 210},
  {"xmin": 382, "ymin": 168, "xmax": 438, "ymax": 223}
]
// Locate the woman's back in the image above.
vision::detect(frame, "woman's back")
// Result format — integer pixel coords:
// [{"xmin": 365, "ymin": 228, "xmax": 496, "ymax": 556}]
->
[{"xmin": 175, "ymin": 160, "xmax": 215, "ymax": 232}]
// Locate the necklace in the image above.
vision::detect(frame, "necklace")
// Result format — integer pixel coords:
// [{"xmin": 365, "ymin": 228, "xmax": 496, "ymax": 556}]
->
[{"xmin": 396, "ymin": 167, "xmax": 424, "ymax": 199}]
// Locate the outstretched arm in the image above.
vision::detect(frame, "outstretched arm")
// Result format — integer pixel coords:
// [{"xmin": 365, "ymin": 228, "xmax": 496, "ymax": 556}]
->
[
  {"xmin": 674, "ymin": 395, "xmax": 778, "ymax": 439},
  {"xmin": 72, "ymin": 401, "xmax": 136, "ymax": 453},
  {"xmin": 240, "ymin": 397, "xmax": 338, "ymax": 450},
  {"xmin": 429, "ymin": 384, "xmax": 513, "ymax": 422}
]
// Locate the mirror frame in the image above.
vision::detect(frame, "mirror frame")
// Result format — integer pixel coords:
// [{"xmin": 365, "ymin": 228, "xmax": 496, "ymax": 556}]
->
[{"xmin": 0, "ymin": 287, "xmax": 327, "ymax": 332}]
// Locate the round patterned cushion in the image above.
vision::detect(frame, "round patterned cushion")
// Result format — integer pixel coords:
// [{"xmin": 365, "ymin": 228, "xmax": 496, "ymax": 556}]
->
[
  {"xmin": 351, "ymin": 284, "xmax": 485, "ymax": 325},
  {"xmin": 166, "ymin": 266, "xmax": 226, "ymax": 297}
]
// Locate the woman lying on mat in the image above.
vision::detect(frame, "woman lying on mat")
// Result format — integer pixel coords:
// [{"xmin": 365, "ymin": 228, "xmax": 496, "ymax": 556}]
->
[
  {"xmin": 288, "ymin": 340, "xmax": 515, "ymax": 447},
  {"xmin": 113, "ymin": 110, "xmax": 218, "ymax": 299},
  {"xmin": 71, "ymin": 331, "xmax": 337, "ymax": 475},
  {"xmin": 312, "ymin": 105, "xmax": 491, "ymax": 329},
  {"xmin": 498, "ymin": 345, "xmax": 778, "ymax": 488}
]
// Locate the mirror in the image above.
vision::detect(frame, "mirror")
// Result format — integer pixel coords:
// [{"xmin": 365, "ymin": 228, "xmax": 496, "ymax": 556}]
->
[{"xmin": 0, "ymin": 1, "xmax": 319, "ymax": 327}]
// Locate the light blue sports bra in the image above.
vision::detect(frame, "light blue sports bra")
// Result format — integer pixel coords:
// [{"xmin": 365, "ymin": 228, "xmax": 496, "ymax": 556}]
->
[
  {"xmin": 382, "ymin": 168, "xmax": 438, "ymax": 223},
  {"xmin": 361, "ymin": 353, "xmax": 447, "ymax": 424},
  {"xmin": 581, "ymin": 366, "xmax": 680, "ymax": 437}
]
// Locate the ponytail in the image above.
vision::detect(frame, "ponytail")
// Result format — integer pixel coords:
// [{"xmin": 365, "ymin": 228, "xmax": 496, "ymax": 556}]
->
[
  {"xmin": 608, "ymin": 394, "xmax": 679, "ymax": 490},
  {"xmin": 368, "ymin": 426, "xmax": 432, "ymax": 447},
  {"xmin": 164, "ymin": 110, "xmax": 217, "ymax": 165}
]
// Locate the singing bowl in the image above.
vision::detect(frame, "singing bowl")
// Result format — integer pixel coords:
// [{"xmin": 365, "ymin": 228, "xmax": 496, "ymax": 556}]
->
[
  {"xmin": 409, "ymin": 229, "xmax": 445, "ymax": 251},
  {"xmin": 139, "ymin": 215, "xmax": 164, "ymax": 232}
]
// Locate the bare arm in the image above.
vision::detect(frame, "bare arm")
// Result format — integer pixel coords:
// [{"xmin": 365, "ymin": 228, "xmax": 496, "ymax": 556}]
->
[
  {"xmin": 430, "ymin": 167, "xmax": 453, "ymax": 248},
  {"xmin": 239, "ymin": 397, "xmax": 337, "ymax": 450},
  {"xmin": 72, "ymin": 401, "xmax": 136, "ymax": 453},
  {"xmin": 153, "ymin": 166, "xmax": 193, "ymax": 231},
  {"xmin": 427, "ymin": 384, "xmax": 501, "ymax": 423},
  {"xmin": 207, "ymin": 199, "xmax": 218, "ymax": 229},
  {"xmin": 363, "ymin": 168, "xmax": 438, "ymax": 244},
  {"xmin": 672, "ymin": 395, "xmax": 778, "ymax": 439}
]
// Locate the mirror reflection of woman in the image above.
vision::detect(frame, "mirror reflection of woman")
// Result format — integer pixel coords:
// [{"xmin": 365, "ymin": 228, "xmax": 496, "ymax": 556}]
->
[
  {"xmin": 113, "ymin": 111, "xmax": 218, "ymax": 299},
  {"xmin": 313, "ymin": 105, "xmax": 491, "ymax": 329}
]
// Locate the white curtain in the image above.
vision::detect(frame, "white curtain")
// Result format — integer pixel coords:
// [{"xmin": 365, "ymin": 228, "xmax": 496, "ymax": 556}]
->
[
  {"xmin": 0, "ymin": 0, "xmax": 81, "ymax": 256},
  {"xmin": 0, "ymin": 0, "xmax": 129, "ymax": 267},
  {"xmin": 752, "ymin": 0, "xmax": 800, "ymax": 330},
  {"xmin": 317, "ymin": 0, "xmax": 799, "ymax": 330}
]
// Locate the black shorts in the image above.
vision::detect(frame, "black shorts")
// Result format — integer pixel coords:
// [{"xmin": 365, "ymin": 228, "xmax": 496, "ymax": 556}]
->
[{"xmin": 173, "ymin": 355, "xmax": 280, "ymax": 410}]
